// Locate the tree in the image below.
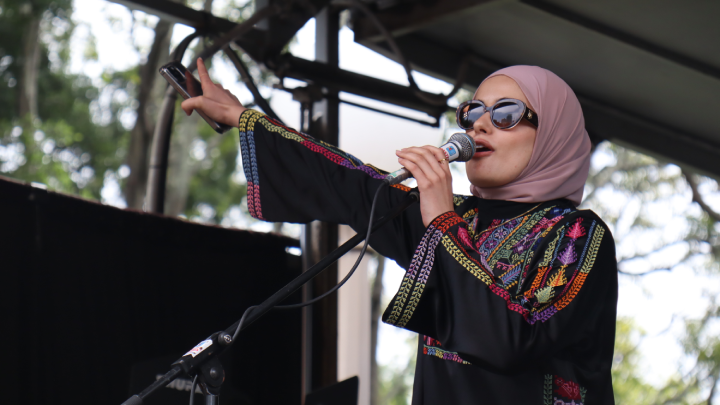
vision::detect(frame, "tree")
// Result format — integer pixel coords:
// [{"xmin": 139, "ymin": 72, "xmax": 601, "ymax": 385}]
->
[
  {"xmin": 0, "ymin": 0, "xmax": 128, "ymax": 198},
  {"xmin": 584, "ymin": 141, "xmax": 720, "ymax": 403}
]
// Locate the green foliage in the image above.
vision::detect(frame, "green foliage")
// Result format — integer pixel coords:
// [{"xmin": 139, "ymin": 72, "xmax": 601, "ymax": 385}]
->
[
  {"xmin": 612, "ymin": 318, "xmax": 658, "ymax": 404},
  {"xmin": 377, "ymin": 335, "xmax": 416, "ymax": 405},
  {"xmin": 177, "ymin": 111, "xmax": 248, "ymax": 222},
  {"xmin": 0, "ymin": 0, "xmax": 129, "ymax": 198},
  {"xmin": 585, "ymin": 142, "xmax": 720, "ymax": 403}
]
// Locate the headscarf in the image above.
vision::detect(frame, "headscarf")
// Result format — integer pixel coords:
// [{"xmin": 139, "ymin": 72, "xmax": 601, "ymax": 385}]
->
[{"xmin": 469, "ymin": 66, "xmax": 591, "ymax": 206}]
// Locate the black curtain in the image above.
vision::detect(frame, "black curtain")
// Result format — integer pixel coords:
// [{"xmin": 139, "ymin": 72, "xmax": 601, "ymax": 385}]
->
[{"xmin": 0, "ymin": 176, "xmax": 302, "ymax": 405}]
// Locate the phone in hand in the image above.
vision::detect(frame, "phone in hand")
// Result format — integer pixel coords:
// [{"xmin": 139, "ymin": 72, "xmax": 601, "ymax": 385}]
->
[{"xmin": 159, "ymin": 61, "xmax": 233, "ymax": 134}]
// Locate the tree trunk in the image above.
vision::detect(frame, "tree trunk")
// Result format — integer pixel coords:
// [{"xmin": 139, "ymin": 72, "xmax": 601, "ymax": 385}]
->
[
  {"xmin": 164, "ymin": 113, "xmax": 200, "ymax": 216},
  {"xmin": 124, "ymin": 20, "xmax": 173, "ymax": 210},
  {"xmin": 370, "ymin": 254, "xmax": 385, "ymax": 405},
  {"xmin": 164, "ymin": 0, "xmax": 217, "ymax": 217},
  {"xmin": 18, "ymin": 16, "xmax": 41, "ymax": 120}
]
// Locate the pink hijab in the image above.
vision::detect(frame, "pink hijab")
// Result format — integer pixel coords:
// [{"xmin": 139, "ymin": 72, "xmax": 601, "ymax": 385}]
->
[{"xmin": 469, "ymin": 66, "xmax": 591, "ymax": 206}]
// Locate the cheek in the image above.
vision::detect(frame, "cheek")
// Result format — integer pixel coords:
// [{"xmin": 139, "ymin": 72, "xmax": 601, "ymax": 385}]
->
[{"xmin": 504, "ymin": 129, "xmax": 535, "ymax": 165}]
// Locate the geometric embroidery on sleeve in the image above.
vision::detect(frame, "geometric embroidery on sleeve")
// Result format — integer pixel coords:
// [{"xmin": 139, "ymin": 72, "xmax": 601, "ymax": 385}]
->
[
  {"xmin": 386, "ymin": 224, "xmax": 442, "ymax": 327},
  {"xmin": 239, "ymin": 109, "xmax": 266, "ymax": 220},
  {"xmin": 385, "ymin": 212, "xmax": 467, "ymax": 328},
  {"xmin": 238, "ymin": 109, "xmax": 411, "ymax": 219}
]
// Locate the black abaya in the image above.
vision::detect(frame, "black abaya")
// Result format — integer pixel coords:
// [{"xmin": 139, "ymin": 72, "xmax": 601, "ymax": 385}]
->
[{"xmin": 238, "ymin": 110, "xmax": 618, "ymax": 405}]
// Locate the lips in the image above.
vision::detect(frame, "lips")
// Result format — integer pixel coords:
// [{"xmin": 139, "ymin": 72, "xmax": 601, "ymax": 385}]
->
[{"xmin": 474, "ymin": 138, "xmax": 494, "ymax": 157}]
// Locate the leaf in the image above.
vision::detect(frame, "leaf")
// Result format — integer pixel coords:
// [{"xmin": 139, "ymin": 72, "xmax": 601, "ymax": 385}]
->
[
  {"xmin": 557, "ymin": 244, "xmax": 577, "ymax": 266},
  {"xmin": 566, "ymin": 218, "xmax": 587, "ymax": 240},
  {"xmin": 535, "ymin": 286, "xmax": 555, "ymax": 304},
  {"xmin": 548, "ymin": 270, "xmax": 567, "ymax": 287}
]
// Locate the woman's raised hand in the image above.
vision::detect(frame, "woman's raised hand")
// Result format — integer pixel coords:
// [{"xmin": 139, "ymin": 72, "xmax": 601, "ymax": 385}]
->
[
  {"xmin": 180, "ymin": 58, "xmax": 247, "ymax": 127},
  {"xmin": 396, "ymin": 146, "xmax": 454, "ymax": 227}
]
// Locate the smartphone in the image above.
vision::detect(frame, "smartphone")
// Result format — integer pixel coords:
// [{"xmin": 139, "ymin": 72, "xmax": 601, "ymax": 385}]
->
[{"xmin": 159, "ymin": 61, "xmax": 233, "ymax": 134}]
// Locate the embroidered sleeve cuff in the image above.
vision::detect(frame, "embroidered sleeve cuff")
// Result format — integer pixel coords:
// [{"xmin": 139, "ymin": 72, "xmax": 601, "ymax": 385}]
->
[
  {"xmin": 428, "ymin": 211, "xmax": 465, "ymax": 233},
  {"xmin": 238, "ymin": 109, "xmax": 266, "ymax": 132},
  {"xmin": 384, "ymin": 211, "xmax": 463, "ymax": 328}
]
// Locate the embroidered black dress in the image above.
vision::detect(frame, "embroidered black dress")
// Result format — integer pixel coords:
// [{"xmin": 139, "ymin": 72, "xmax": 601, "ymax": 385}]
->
[{"xmin": 238, "ymin": 110, "xmax": 618, "ymax": 405}]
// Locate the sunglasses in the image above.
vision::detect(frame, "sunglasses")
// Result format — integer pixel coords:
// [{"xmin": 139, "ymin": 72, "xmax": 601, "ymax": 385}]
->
[{"xmin": 456, "ymin": 98, "xmax": 539, "ymax": 130}]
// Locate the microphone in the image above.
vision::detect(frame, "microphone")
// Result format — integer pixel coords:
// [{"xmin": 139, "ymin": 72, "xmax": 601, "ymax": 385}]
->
[{"xmin": 383, "ymin": 132, "xmax": 477, "ymax": 185}]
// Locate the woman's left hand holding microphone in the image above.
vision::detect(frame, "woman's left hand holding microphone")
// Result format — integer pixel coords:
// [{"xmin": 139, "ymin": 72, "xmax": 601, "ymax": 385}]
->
[{"xmin": 396, "ymin": 146, "xmax": 455, "ymax": 227}]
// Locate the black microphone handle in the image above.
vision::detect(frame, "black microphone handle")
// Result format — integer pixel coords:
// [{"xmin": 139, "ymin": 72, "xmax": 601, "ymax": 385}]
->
[{"xmin": 383, "ymin": 167, "xmax": 412, "ymax": 185}]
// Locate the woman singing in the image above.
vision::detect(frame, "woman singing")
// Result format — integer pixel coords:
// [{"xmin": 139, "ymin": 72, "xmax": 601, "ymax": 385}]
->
[{"xmin": 182, "ymin": 60, "xmax": 618, "ymax": 404}]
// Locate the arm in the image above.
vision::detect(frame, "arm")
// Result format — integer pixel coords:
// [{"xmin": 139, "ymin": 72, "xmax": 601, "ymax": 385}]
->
[
  {"xmin": 179, "ymin": 58, "xmax": 427, "ymax": 267},
  {"xmin": 238, "ymin": 109, "xmax": 428, "ymax": 266},
  {"xmin": 382, "ymin": 210, "xmax": 617, "ymax": 372}
]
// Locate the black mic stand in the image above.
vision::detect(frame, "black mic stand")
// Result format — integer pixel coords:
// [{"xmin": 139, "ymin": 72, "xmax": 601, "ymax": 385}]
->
[{"xmin": 121, "ymin": 190, "xmax": 419, "ymax": 405}]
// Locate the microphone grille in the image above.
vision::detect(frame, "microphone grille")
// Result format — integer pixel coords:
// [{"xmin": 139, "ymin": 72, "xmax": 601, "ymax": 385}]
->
[{"xmin": 449, "ymin": 133, "xmax": 476, "ymax": 162}]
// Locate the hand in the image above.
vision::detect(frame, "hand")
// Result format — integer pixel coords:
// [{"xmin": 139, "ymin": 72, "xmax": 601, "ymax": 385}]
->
[
  {"xmin": 396, "ymin": 146, "xmax": 454, "ymax": 227},
  {"xmin": 180, "ymin": 58, "xmax": 247, "ymax": 127}
]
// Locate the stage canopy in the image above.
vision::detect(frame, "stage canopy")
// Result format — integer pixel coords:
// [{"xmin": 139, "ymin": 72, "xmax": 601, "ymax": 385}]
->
[{"xmin": 113, "ymin": 0, "xmax": 720, "ymax": 178}]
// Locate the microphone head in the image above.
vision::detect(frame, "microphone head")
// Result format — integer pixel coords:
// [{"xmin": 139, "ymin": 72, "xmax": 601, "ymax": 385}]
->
[{"xmin": 448, "ymin": 133, "xmax": 476, "ymax": 162}]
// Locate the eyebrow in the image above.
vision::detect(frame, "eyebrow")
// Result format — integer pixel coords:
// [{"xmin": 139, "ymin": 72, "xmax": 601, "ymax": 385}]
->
[{"xmin": 472, "ymin": 97, "xmax": 512, "ymax": 105}]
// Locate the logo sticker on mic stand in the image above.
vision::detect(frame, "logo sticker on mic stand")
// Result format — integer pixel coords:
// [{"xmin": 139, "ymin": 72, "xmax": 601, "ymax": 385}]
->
[{"xmin": 184, "ymin": 339, "xmax": 213, "ymax": 358}]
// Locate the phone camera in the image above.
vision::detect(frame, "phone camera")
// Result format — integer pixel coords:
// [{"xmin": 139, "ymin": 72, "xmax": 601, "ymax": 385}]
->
[{"xmin": 169, "ymin": 66, "xmax": 185, "ymax": 82}]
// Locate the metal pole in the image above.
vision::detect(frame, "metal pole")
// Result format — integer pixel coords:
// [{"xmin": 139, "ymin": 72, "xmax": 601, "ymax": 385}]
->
[
  {"xmin": 145, "ymin": 86, "xmax": 176, "ymax": 213},
  {"xmin": 300, "ymin": 6, "xmax": 341, "ymax": 400}
]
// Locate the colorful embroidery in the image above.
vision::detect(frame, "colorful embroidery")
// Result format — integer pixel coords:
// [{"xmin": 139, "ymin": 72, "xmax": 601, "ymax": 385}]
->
[
  {"xmin": 544, "ymin": 374, "xmax": 586, "ymax": 405},
  {"xmin": 385, "ymin": 226, "xmax": 435, "ymax": 325},
  {"xmin": 387, "ymin": 212, "xmax": 472, "ymax": 327},
  {"xmin": 239, "ymin": 110, "xmax": 265, "ymax": 220},
  {"xmin": 387, "ymin": 197, "xmax": 606, "ymax": 328},
  {"xmin": 422, "ymin": 336, "xmax": 471, "ymax": 365},
  {"xmin": 397, "ymin": 228, "xmax": 442, "ymax": 327},
  {"xmin": 238, "ymin": 110, "xmax": 411, "ymax": 219}
]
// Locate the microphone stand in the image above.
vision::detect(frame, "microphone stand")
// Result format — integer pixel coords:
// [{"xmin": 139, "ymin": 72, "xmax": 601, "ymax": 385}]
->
[{"xmin": 121, "ymin": 190, "xmax": 419, "ymax": 405}]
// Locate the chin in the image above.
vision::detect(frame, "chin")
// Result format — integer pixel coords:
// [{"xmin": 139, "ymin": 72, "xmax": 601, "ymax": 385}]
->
[
  {"xmin": 470, "ymin": 180, "xmax": 502, "ymax": 188},
  {"xmin": 467, "ymin": 172, "xmax": 516, "ymax": 188}
]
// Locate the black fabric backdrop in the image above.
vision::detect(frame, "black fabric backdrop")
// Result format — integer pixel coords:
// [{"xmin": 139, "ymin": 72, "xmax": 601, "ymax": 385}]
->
[{"xmin": 0, "ymin": 176, "xmax": 303, "ymax": 405}]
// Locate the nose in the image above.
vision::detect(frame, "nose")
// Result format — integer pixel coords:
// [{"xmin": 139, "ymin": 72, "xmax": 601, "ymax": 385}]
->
[{"xmin": 471, "ymin": 107, "xmax": 493, "ymax": 135}]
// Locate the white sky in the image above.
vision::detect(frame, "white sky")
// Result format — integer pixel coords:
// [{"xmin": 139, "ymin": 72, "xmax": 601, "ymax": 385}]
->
[{"xmin": 67, "ymin": 0, "xmax": 720, "ymax": 389}]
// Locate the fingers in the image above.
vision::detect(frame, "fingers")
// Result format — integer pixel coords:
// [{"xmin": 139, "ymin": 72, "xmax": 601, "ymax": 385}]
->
[
  {"xmin": 197, "ymin": 58, "xmax": 213, "ymax": 91},
  {"xmin": 181, "ymin": 96, "xmax": 203, "ymax": 116},
  {"xmin": 397, "ymin": 146, "xmax": 454, "ymax": 227},
  {"xmin": 396, "ymin": 146, "xmax": 450, "ymax": 184}
]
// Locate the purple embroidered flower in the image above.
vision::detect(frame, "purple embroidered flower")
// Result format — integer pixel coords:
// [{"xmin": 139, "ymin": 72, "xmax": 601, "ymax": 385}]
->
[
  {"xmin": 513, "ymin": 236, "xmax": 534, "ymax": 254},
  {"xmin": 557, "ymin": 244, "xmax": 577, "ymax": 266}
]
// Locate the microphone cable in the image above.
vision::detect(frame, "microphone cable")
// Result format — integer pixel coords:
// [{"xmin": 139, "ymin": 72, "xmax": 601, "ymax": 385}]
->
[
  {"xmin": 188, "ymin": 182, "xmax": 389, "ymax": 404},
  {"xmin": 230, "ymin": 181, "xmax": 389, "ymax": 341},
  {"xmin": 187, "ymin": 181, "xmax": 401, "ymax": 404}
]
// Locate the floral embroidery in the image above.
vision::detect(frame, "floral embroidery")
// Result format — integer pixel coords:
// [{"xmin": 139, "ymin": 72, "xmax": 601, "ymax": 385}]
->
[
  {"xmin": 238, "ymin": 109, "xmax": 411, "ymax": 219},
  {"xmin": 544, "ymin": 374, "xmax": 586, "ymax": 405}
]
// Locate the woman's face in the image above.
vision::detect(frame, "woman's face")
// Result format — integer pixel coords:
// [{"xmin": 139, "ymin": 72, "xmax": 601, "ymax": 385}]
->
[{"xmin": 465, "ymin": 75, "xmax": 537, "ymax": 188}]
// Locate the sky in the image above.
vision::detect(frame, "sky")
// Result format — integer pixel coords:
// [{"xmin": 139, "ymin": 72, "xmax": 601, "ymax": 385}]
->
[{"xmin": 66, "ymin": 0, "xmax": 720, "ymax": 389}]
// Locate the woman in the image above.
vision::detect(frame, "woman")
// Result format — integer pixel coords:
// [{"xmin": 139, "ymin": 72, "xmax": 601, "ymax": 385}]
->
[{"xmin": 183, "ymin": 59, "xmax": 618, "ymax": 404}]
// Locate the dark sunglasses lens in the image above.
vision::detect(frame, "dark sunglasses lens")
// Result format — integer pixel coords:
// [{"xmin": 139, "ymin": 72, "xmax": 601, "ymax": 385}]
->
[
  {"xmin": 491, "ymin": 101, "xmax": 523, "ymax": 128},
  {"xmin": 459, "ymin": 103, "xmax": 485, "ymax": 129}
]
